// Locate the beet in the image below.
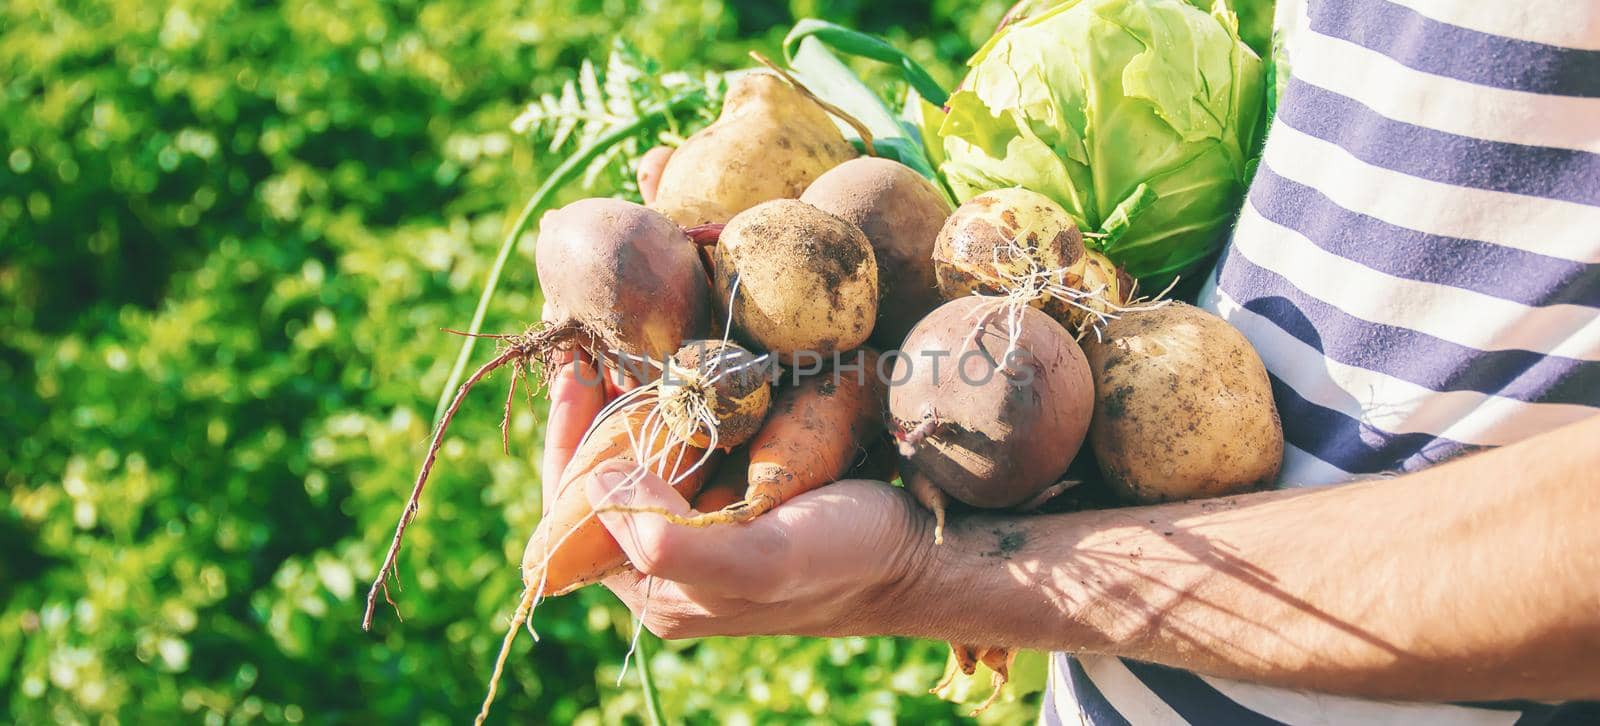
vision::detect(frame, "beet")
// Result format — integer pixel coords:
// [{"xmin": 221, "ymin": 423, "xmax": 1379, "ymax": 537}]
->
[
  {"xmin": 889, "ymin": 296, "xmax": 1094, "ymax": 509},
  {"xmin": 536, "ymin": 197, "xmax": 711, "ymax": 365}
]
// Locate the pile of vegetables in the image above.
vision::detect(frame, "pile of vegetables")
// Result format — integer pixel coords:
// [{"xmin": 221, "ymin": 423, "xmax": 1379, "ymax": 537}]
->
[{"xmin": 363, "ymin": 0, "xmax": 1282, "ymax": 719}]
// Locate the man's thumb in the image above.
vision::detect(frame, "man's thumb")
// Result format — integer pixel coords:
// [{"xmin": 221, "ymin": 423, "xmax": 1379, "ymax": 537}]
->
[{"xmin": 584, "ymin": 461, "xmax": 686, "ymax": 516}]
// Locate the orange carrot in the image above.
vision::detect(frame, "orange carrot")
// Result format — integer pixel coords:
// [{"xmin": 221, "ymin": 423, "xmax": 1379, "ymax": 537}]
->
[
  {"xmin": 739, "ymin": 354, "xmax": 884, "ymax": 515},
  {"xmin": 976, "ymin": 646, "xmax": 1016, "ymax": 701},
  {"xmin": 521, "ymin": 403, "xmax": 714, "ymax": 596},
  {"xmin": 478, "ymin": 402, "xmax": 713, "ymax": 726},
  {"xmin": 600, "ymin": 350, "xmax": 885, "ymax": 527},
  {"xmin": 933, "ymin": 642, "xmax": 981, "ymax": 694}
]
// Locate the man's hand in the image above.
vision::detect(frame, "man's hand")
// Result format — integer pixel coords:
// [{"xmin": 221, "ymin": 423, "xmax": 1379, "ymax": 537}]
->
[
  {"xmin": 583, "ymin": 465, "xmax": 929, "ymax": 640},
  {"xmin": 537, "ymin": 344, "xmax": 932, "ymax": 639},
  {"xmin": 547, "ymin": 394, "xmax": 1600, "ymax": 702},
  {"xmin": 536, "ymin": 313, "xmax": 931, "ymax": 641}
]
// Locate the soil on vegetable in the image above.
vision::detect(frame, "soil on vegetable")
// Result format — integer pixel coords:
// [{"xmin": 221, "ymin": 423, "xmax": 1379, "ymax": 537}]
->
[{"xmin": 1101, "ymin": 385, "xmax": 1134, "ymax": 420}]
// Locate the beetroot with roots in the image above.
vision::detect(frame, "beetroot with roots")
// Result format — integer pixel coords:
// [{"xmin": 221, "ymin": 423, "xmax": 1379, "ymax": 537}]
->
[
  {"xmin": 536, "ymin": 197, "xmax": 712, "ymax": 368},
  {"xmin": 889, "ymin": 296, "xmax": 1094, "ymax": 535},
  {"xmin": 362, "ymin": 197, "xmax": 712, "ymax": 632}
]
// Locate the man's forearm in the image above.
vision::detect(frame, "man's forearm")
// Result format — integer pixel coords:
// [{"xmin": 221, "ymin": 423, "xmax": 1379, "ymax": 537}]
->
[{"xmin": 889, "ymin": 415, "xmax": 1600, "ymax": 701}]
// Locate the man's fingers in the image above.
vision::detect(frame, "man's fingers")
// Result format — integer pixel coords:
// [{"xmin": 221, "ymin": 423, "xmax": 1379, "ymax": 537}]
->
[
  {"xmin": 602, "ymin": 565, "xmax": 648, "ymax": 597},
  {"xmin": 539, "ymin": 353, "xmax": 606, "ymax": 507},
  {"xmin": 584, "ymin": 461, "xmax": 694, "ymax": 582},
  {"xmin": 599, "ymin": 567, "xmax": 733, "ymax": 641},
  {"xmin": 585, "ymin": 462, "xmax": 791, "ymax": 598}
]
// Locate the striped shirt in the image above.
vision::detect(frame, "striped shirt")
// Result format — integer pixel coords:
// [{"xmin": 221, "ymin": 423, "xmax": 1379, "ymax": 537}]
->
[{"xmin": 1046, "ymin": 0, "xmax": 1600, "ymax": 723}]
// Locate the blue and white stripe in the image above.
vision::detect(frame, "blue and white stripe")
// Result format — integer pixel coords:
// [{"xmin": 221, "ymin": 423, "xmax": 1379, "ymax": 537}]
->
[{"xmin": 1048, "ymin": 0, "xmax": 1600, "ymax": 722}]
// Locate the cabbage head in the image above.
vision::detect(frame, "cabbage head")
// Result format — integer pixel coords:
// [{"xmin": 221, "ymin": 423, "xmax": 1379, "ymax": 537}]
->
[{"xmin": 938, "ymin": 0, "xmax": 1266, "ymax": 283}]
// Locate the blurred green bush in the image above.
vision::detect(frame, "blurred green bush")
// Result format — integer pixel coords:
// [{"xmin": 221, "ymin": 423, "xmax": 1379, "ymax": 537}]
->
[{"xmin": 0, "ymin": 0, "xmax": 1036, "ymax": 723}]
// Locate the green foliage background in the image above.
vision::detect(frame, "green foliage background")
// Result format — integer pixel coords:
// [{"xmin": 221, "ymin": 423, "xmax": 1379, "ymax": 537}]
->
[{"xmin": 0, "ymin": 0, "xmax": 1034, "ymax": 723}]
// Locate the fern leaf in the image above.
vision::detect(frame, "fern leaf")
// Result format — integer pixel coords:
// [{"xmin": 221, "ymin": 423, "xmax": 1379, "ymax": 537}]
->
[{"xmin": 510, "ymin": 46, "xmax": 724, "ymax": 195}]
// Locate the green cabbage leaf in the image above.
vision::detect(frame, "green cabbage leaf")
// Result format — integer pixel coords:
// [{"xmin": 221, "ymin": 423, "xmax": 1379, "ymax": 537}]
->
[{"xmin": 937, "ymin": 0, "xmax": 1266, "ymax": 283}]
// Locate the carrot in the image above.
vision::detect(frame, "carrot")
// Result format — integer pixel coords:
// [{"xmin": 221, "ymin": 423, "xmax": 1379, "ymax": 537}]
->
[
  {"xmin": 976, "ymin": 646, "xmax": 1016, "ymax": 703},
  {"xmin": 478, "ymin": 401, "xmax": 714, "ymax": 725},
  {"xmin": 599, "ymin": 350, "xmax": 885, "ymax": 526},
  {"xmin": 738, "ymin": 355, "xmax": 883, "ymax": 516},
  {"xmin": 933, "ymin": 642, "xmax": 980, "ymax": 694},
  {"xmin": 520, "ymin": 403, "xmax": 714, "ymax": 595}
]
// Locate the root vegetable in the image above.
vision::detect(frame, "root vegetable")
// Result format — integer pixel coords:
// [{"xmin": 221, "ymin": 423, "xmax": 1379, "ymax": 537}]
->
[
  {"xmin": 536, "ymin": 197, "xmax": 712, "ymax": 364},
  {"xmin": 362, "ymin": 197, "xmax": 712, "ymax": 631},
  {"xmin": 935, "ymin": 189, "xmax": 1082, "ymax": 294},
  {"xmin": 899, "ymin": 294, "xmax": 1098, "ymax": 716},
  {"xmin": 935, "ymin": 188, "xmax": 1082, "ymax": 319},
  {"xmin": 657, "ymin": 340, "xmax": 772, "ymax": 451},
  {"xmin": 932, "ymin": 643, "xmax": 1017, "ymax": 715},
  {"xmin": 1083, "ymin": 302, "xmax": 1283, "ymax": 502},
  {"xmin": 692, "ymin": 448, "xmax": 751, "ymax": 513},
  {"xmin": 890, "ymin": 296, "xmax": 1095, "ymax": 517},
  {"xmin": 636, "ymin": 146, "xmax": 674, "ymax": 204},
  {"xmin": 477, "ymin": 402, "xmax": 717, "ymax": 724},
  {"xmin": 599, "ymin": 349, "xmax": 886, "ymax": 527},
  {"xmin": 714, "ymin": 200, "xmax": 878, "ymax": 364},
  {"xmin": 1071, "ymin": 248, "xmax": 1137, "ymax": 334},
  {"xmin": 934, "ymin": 188, "xmax": 1138, "ymax": 336},
  {"xmin": 652, "ymin": 73, "xmax": 857, "ymax": 227},
  {"xmin": 481, "ymin": 337, "xmax": 777, "ymax": 724},
  {"xmin": 945, "ymin": 305, "xmax": 1283, "ymax": 713},
  {"xmin": 519, "ymin": 404, "xmax": 715, "ymax": 597},
  {"xmin": 974, "ymin": 646, "xmax": 1016, "ymax": 711},
  {"xmin": 801, "ymin": 157, "xmax": 951, "ymax": 348}
]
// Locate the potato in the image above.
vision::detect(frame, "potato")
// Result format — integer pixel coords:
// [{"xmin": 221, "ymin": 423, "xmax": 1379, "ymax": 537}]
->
[
  {"xmin": 652, "ymin": 73, "xmax": 857, "ymax": 227},
  {"xmin": 1082, "ymin": 303, "xmax": 1283, "ymax": 503},
  {"xmin": 713, "ymin": 199, "xmax": 877, "ymax": 364},
  {"xmin": 801, "ymin": 157, "xmax": 950, "ymax": 349}
]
